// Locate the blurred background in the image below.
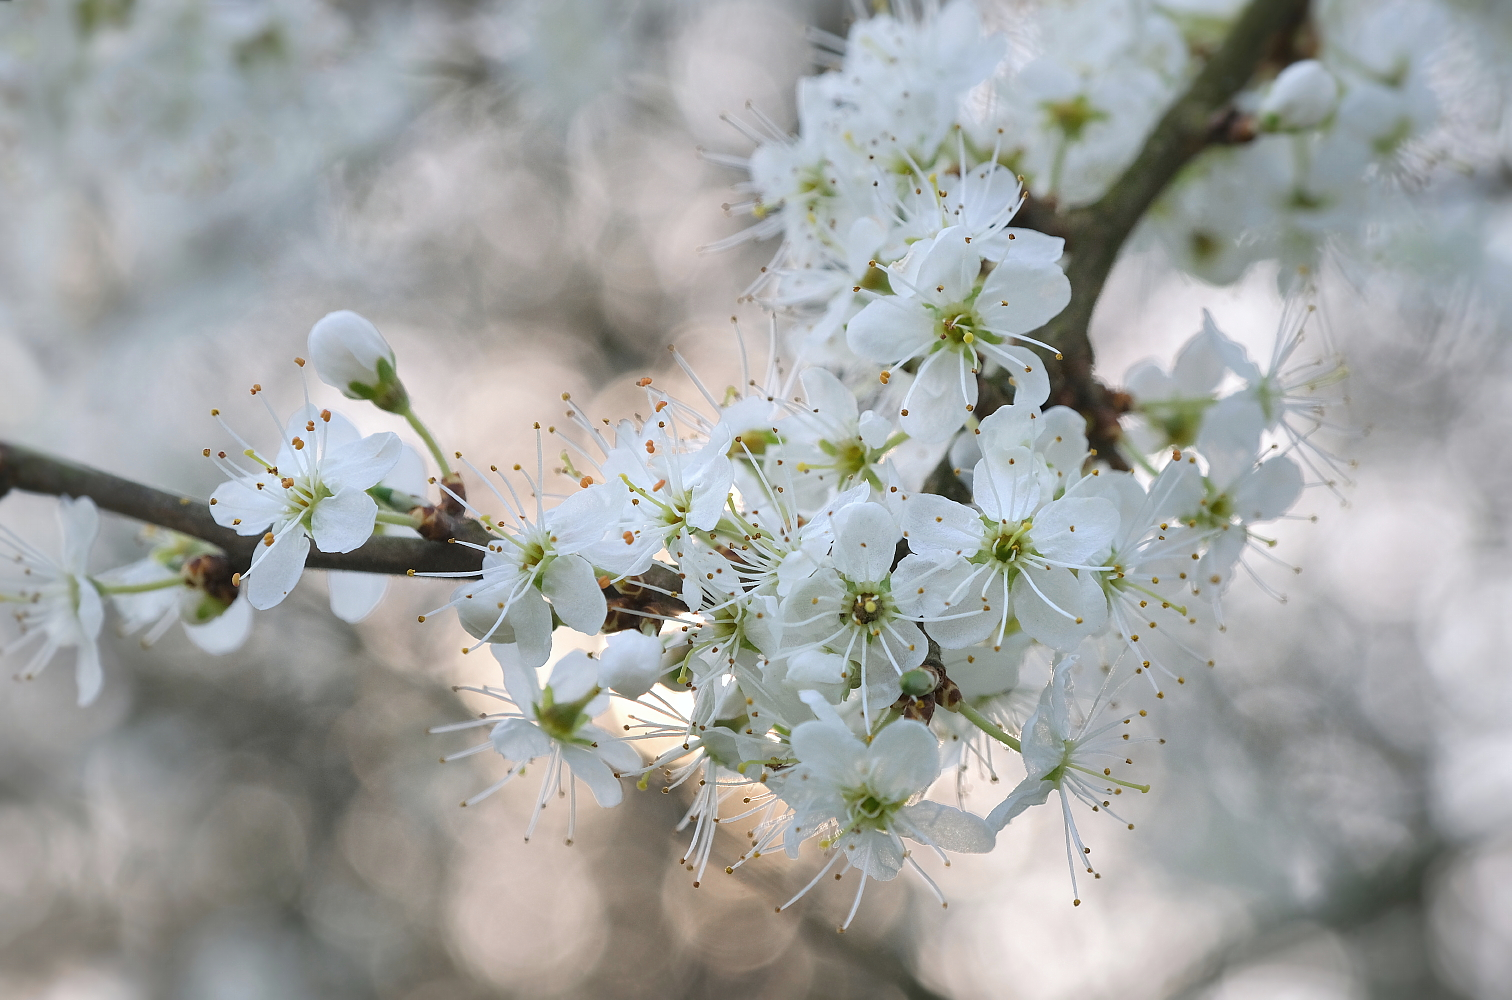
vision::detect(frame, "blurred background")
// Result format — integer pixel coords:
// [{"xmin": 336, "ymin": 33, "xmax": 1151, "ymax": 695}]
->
[{"xmin": 2, "ymin": 0, "xmax": 1512, "ymax": 997}]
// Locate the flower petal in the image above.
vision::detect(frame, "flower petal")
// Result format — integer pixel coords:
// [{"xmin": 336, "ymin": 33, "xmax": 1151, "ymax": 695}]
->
[
  {"xmin": 547, "ymin": 649, "xmax": 598, "ymax": 704},
  {"xmin": 57, "ymin": 496, "xmax": 100, "ymax": 573},
  {"xmin": 542, "ymin": 554, "xmax": 607, "ymax": 635},
  {"xmin": 1030, "ymin": 496, "xmax": 1119, "ymax": 566},
  {"xmin": 789, "ymin": 718, "xmax": 867, "ymax": 787},
  {"xmin": 321, "ymin": 431, "xmax": 402, "ymax": 493},
  {"xmin": 845, "ymin": 296, "xmax": 935, "ymax": 364},
  {"xmin": 246, "ymin": 531, "xmax": 310, "ymax": 610},
  {"xmin": 327, "ymin": 570, "xmax": 389, "ymax": 623},
  {"xmin": 977, "ymin": 259, "xmax": 1071, "ymax": 335},
  {"xmin": 310, "ymin": 488, "xmax": 378, "ymax": 554},
  {"xmin": 985, "ymin": 777, "xmax": 1056, "ymax": 831},
  {"xmin": 490, "ymin": 718, "xmax": 553, "ymax": 762},
  {"xmin": 900, "ymin": 800, "xmax": 995, "ymax": 853},
  {"xmin": 1010, "ymin": 565, "xmax": 1106, "ymax": 651},
  {"xmin": 210, "ymin": 478, "xmax": 285, "ymax": 534},
  {"xmin": 183, "ymin": 598, "xmax": 254, "ymax": 655},
  {"xmin": 830, "ymin": 502, "xmax": 899, "ymax": 584},
  {"xmin": 493, "ymin": 642, "xmax": 541, "ymax": 709},
  {"xmin": 865, "ymin": 718, "xmax": 941, "ymax": 800},
  {"xmin": 559, "ymin": 744, "xmax": 625, "ymax": 807}
]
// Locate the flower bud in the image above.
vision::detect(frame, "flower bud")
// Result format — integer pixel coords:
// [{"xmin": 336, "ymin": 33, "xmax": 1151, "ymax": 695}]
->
[
  {"xmin": 183, "ymin": 552, "xmax": 238, "ymax": 607},
  {"xmin": 597, "ymin": 629, "xmax": 664, "ymax": 698},
  {"xmin": 1258, "ymin": 60, "xmax": 1339, "ymax": 132},
  {"xmin": 308, "ymin": 310, "xmax": 409, "ymax": 412},
  {"xmin": 898, "ymin": 667, "xmax": 936, "ymax": 698}
]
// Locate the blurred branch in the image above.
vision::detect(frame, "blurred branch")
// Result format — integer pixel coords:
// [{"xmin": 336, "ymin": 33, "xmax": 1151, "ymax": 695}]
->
[
  {"xmin": 928, "ymin": 0, "xmax": 1308, "ymax": 493},
  {"xmin": 1048, "ymin": 0, "xmax": 1308, "ymax": 373}
]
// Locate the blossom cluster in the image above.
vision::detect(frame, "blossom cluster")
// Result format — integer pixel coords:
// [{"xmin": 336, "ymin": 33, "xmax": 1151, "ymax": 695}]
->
[{"xmin": 0, "ymin": 0, "xmax": 1375, "ymax": 918}]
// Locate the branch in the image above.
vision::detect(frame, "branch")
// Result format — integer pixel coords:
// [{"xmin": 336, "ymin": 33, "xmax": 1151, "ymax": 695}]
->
[
  {"xmin": 1048, "ymin": 0, "xmax": 1310, "ymax": 374},
  {"xmin": 927, "ymin": 0, "xmax": 1309, "ymax": 494},
  {"xmin": 0, "ymin": 439, "xmax": 486, "ymax": 576},
  {"xmin": 0, "ymin": 438, "xmax": 690, "ymax": 628}
]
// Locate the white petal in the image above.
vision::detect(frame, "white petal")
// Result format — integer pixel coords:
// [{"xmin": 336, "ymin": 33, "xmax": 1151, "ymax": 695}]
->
[
  {"xmin": 490, "ymin": 718, "xmax": 552, "ymax": 762},
  {"xmin": 321, "ymin": 432, "xmax": 402, "ymax": 493},
  {"xmin": 1232, "ymin": 457, "xmax": 1303, "ymax": 523},
  {"xmin": 547, "ymin": 649, "xmax": 599, "ymax": 704},
  {"xmin": 210, "ymin": 478, "xmax": 285, "ymax": 534},
  {"xmin": 597, "ymin": 630, "xmax": 664, "ymax": 698},
  {"xmin": 901, "ymin": 800, "xmax": 995, "ymax": 853},
  {"xmin": 986, "ymin": 777, "xmax": 1056, "ymax": 831},
  {"xmin": 74, "ymin": 569, "xmax": 105, "ymax": 640},
  {"xmin": 456, "ymin": 581, "xmax": 520, "ymax": 643},
  {"xmin": 73, "ymin": 639, "xmax": 104, "ymax": 708},
  {"xmin": 915, "ymin": 226, "xmax": 980, "ymax": 304},
  {"xmin": 509, "ymin": 588, "xmax": 555, "ymax": 669},
  {"xmin": 1200, "ymin": 310, "xmax": 1262, "ymax": 383},
  {"xmin": 542, "ymin": 554, "xmax": 607, "ymax": 635},
  {"xmin": 685, "ymin": 458, "xmax": 735, "ymax": 531},
  {"xmin": 865, "ymin": 719, "xmax": 941, "ymax": 800},
  {"xmin": 1030, "ymin": 497, "xmax": 1119, "ymax": 565},
  {"xmin": 1198, "ymin": 394, "xmax": 1265, "ymax": 464},
  {"xmin": 983, "ymin": 343, "xmax": 1050, "ymax": 409},
  {"xmin": 857, "ymin": 410, "xmax": 892, "ymax": 450},
  {"xmin": 57, "ymin": 496, "xmax": 100, "ymax": 573},
  {"xmin": 183, "ymin": 598, "xmax": 254, "ymax": 655},
  {"xmin": 246, "ymin": 531, "xmax": 311, "ymax": 610},
  {"xmin": 559, "ymin": 745, "xmax": 624, "ymax": 807},
  {"xmin": 830, "ymin": 502, "xmax": 899, "ymax": 583},
  {"xmin": 287, "ymin": 404, "xmax": 360, "ymax": 453},
  {"xmin": 1034, "ymin": 406, "xmax": 1089, "ymax": 485},
  {"xmin": 383, "ymin": 445, "xmax": 430, "ymax": 498},
  {"xmin": 900, "ymin": 493, "xmax": 982, "ymax": 556},
  {"xmin": 789, "ymin": 719, "xmax": 866, "ymax": 787},
  {"xmin": 977, "ymin": 259, "xmax": 1071, "ymax": 335},
  {"xmin": 1010, "ymin": 565, "xmax": 1106, "ymax": 651},
  {"xmin": 996, "ymin": 228, "xmax": 1064, "ymax": 263},
  {"xmin": 800, "ymin": 367, "xmax": 859, "ymax": 428},
  {"xmin": 898, "ymin": 352, "xmax": 974, "ymax": 444},
  {"xmin": 973, "ymin": 449, "xmax": 1046, "ymax": 523},
  {"xmin": 327, "ymin": 570, "xmax": 388, "ymax": 623},
  {"xmin": 310, "ymin": 488, "xmax": 378, "ymax": 553},
  {"xmin": 786, "ymin": 649, "xmax": 852, "ymax": 686},
  {"xmin": 845, "ymin": 296, "xmax": 936, "ymax": 364},
  {"xmin": 1171, "ymin": 321, "xmax": 1229, "ymax": 395},
  {"xmin": 544, "ymin": 485, "xmax": 616, "ymax": 553},
  {"xmin": 493, "ymin": 643, "xmax": 541, "ymax": 709},
  {"xmin": 582, "ymin": 725, "xmax": 643, "ymax": 774}
]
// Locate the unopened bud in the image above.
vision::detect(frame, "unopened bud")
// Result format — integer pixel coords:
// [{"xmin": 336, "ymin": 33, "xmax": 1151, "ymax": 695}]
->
[
  {"xmin": 1259, "ymin": 60, "xmax": 1339, "ymax": 132},
  {"xmin": 307, "ymin": 310, "xmax": 409, "ymax": 412},
  {"xmin": 899, "ymin": 668, "xmax": 936, "ymax": 698}
]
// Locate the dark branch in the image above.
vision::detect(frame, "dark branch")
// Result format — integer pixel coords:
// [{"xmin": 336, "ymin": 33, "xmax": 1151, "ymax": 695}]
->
[
  {"xmin": 0, "ymin": 439, "xmax": 689, "ymax": 627},
  {"xmin": 0, "ymin": 439, "xmax": 487, "ymax": 576}
]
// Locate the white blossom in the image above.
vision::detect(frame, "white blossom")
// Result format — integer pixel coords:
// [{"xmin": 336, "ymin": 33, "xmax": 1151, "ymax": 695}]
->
[
  {"xmin": 0, "ymin": 497, "xmax": 105, "ymax": 705},
  {"xmin": 209, "ymin": 403, "xmax": 402, "ymax": 610}
]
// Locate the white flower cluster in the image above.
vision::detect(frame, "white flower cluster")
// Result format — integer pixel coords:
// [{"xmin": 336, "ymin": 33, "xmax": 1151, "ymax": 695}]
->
[
  {"xmin": 1144, "ymin": 0, "xmax": 1454, "ymax": 283},
  {"xmin": 0, "ymin": 0, "xmax": 1373, "ymax": 917}
]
